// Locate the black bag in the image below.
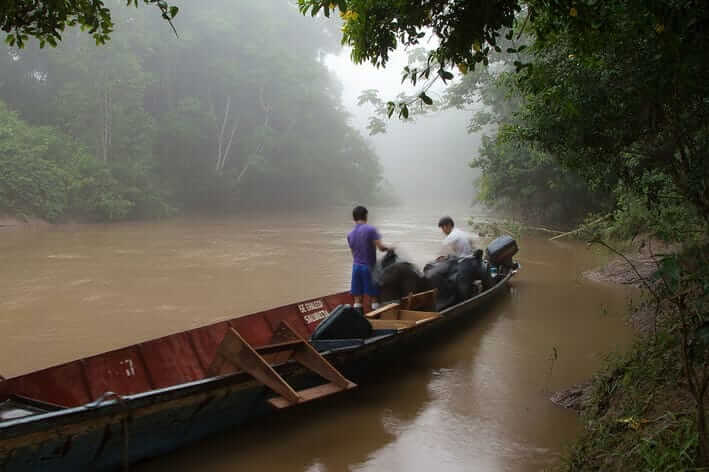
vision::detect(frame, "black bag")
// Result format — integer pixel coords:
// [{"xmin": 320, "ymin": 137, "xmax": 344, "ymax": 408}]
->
[
  {"xmin": 374, "ymin": 250, "xmax": 427, "ymax": 302},
  {"xmin": 424, "ymin": 257, "xmax": 459, "ymax": 310},
  {"xmin": 310, "ymin": 305, "xmax": 372, "ymax": 340},
  {"xmin": 456, "ymin": 257, "xmax": 475, "ymax": 301}
]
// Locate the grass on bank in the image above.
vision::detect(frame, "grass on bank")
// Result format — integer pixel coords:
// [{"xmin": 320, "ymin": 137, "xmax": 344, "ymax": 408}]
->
[{"xmin": 560, "ymin": 309, "xmax": 706, "ymax": 471}]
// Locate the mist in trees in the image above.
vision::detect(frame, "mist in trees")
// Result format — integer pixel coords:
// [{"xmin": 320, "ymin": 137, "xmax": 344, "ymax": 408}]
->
[
  {"xmin": 325, "ymin": 46, "xmax": 482, "ymax": 210},
  {"xmin": 0, "ymin": 0, "xmax": 388, "ymax": 222}
]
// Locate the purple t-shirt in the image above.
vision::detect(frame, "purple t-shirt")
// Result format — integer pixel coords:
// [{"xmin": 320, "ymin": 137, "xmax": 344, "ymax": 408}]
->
[{"xmin": 347, "ymin": 223, "xmax": 380, "ymax": 267}]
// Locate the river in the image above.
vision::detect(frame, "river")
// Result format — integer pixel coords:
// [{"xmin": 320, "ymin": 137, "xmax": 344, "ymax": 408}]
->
[{"xmin": 0, "ymin": 206, "xmax": 634, "ymax": 471}]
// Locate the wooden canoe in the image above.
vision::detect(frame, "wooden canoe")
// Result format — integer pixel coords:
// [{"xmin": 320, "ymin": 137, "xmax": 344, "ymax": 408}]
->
[{"xmin": 0, "ymin": 268, "xmax": 516, "ymax": 471}]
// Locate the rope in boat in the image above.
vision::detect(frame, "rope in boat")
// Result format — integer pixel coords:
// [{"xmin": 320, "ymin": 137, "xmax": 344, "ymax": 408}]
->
[
  {"xmin": 86, "ymin": 392, "xmax": 131, "ymax": 472},
  {"xmin": 86, "ymin": 391, "xmax": 126, "ymax": 408}
]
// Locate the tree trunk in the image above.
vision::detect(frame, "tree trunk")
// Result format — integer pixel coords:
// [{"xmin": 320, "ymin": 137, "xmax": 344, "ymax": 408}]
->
[
  {"xmin": 216, "ymin": 95, "xmax": 230, "ymax": 172},
  {"xmin": 214, "ymin": 95, "xmax": 241, "ymax": 174},
  {"xmin": 221, "ymin": 114, "xmax": 240, "ymax": 171},
  {"xmin": 101, "ymin": 85, "xmax": 112, "ymax": 163},
  {"xmin": 698, "ymin": 400, "xmax": 709, "ymax": 467}
]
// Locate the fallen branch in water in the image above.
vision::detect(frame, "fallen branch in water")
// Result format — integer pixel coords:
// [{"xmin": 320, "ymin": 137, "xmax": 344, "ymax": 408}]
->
[
  {"xmin": 525, "ymin": 225, "xmax": 565, "ymax": 235},
  {"xmin": 549, "ymin": 214, "xmax": 612, "ymax": 241},
  {"xmin": 470, "ymin": 219, "xmax": 567, "ymax": 238}
]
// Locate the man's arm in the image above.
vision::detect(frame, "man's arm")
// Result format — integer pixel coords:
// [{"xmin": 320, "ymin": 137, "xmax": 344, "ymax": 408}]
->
[{"xmin": 374, "ymin": 239, "xmax": 389, "ymax": 252}]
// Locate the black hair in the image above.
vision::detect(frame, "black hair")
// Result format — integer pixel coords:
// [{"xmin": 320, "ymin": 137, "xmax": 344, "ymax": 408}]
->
[
  {"xmin": 438, "ymin": 216, "xmax": 454, "ymax": 228},
  {"xmin": 352, "ymin": 205, "xmax": 368, "ymax": 221}
]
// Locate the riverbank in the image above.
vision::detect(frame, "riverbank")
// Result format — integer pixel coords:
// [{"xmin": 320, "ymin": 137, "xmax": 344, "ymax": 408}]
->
[
  {"xmin": 0, "ymin": 214, "xmax": 49, "ymax": 229},
  {"xmin": 553, "ymin": 241, "xmax": 701, "ymax": 471}
]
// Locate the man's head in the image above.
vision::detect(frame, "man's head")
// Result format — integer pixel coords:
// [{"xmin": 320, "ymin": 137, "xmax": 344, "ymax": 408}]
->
[
  {"xmin": 352, "ymin": 205, "xmax": 368, "ymax": 222},
  {"xmin": 438, "ymin": 216, "xmax": 454, "ymax": 235}
]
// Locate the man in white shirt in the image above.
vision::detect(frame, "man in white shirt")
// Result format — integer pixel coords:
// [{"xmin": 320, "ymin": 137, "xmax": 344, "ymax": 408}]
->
[
  {"xmin": 436, "ymin": 215, "xmax": 491, "ymax": 298},
  {"xmin": 437, "ymin": 216, "xmax": 473, "ymax": 258}
]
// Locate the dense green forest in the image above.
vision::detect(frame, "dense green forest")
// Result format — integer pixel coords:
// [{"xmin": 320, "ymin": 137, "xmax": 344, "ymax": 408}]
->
[
  {"xmin": 0, "ymin": 0, "xmax": 385, "ymax": 222},
  {"xmin": 304, "ymin": 0, "xmax": 708, "ymax": 236},
  {"xmin": 300, "ymin": 0, "xmax": 709, "ymax": 469},
  {"xmin": 439, "ymin": 41, "xmax": 611, "ymax": 227}
]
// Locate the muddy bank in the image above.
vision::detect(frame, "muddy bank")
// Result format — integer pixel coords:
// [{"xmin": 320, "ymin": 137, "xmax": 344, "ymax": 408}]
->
[
  {"xmin": 0, "ymin": 214, "xmax": 49, "ymax": 230},
  {"xmin": 550, "ymin": 382, "xmax": 592, "ymax": 411},
  {"xmin": 582, "ymin": 240, "xmax": 675, "ymax": 287},
  {"xmin": 551, "ymin": 242, "xmax": 667, "ymax": 410}
]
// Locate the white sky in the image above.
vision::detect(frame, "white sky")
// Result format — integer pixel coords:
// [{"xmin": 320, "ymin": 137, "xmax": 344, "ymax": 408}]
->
[{"xmin": 324, "ymin": 47, "xmax": 482, "ymax": 208}]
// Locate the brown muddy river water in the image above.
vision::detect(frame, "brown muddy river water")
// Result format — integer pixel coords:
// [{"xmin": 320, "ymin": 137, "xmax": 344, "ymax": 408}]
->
[{"xmin": 0, "ymin": 206, "xmax": 634, "ymax": 471}]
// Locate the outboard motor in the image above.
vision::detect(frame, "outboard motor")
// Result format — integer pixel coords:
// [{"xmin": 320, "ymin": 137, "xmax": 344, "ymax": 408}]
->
[
  {"xmin": 486, "ymin": 235, "xmax": 519, "ymax": 282},
  {"xmin": 486, "ymin": 235, "xmax": 518, "ymax": 268}
]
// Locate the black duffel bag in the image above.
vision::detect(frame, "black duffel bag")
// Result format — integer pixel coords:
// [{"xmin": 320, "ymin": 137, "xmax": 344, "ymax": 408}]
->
[{"xmin": 310, "ymin": 305, "xmax": 372, "ymax": 341}]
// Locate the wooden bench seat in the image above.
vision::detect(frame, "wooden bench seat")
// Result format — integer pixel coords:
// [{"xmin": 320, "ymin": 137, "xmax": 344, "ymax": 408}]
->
[
  {"xmin": 365, "ymin": 303, "xmax": 400, "ymax": 319},
  {"xmin": 369, "ymin": 319, "xmax": 416, "ymax": 330},
  {"xmin": 398, "ymin": 310, "xmax": 440, "ymax": 322},
  {"xmin": 366, "ymin": 304, "xmax": 442, "ymax": 330}
]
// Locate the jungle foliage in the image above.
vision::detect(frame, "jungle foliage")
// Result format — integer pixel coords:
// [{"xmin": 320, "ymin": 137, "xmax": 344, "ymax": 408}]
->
[
  {"xmin": 303, "ymin": 1, "xmax": 709, "ymax": 467},
  {"xmin": 0, "ymin": 0, "xmax": 385, "ymax": 221},
  {"xmin": 302, "ymin": 0, "xmax": 709, "ymax": 232}
]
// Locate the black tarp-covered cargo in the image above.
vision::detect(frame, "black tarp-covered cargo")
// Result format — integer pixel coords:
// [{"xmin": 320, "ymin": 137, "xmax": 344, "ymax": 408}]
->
[{"xmin": 374, "ymin": 251, "xmax": 428, "ymax": 303}]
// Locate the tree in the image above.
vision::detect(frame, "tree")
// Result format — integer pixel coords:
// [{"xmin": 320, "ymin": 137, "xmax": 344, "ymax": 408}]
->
[
  {"xmin": 299, "ymin": 0, "xmax": 521, "ymax": 115},
  {"xmin": 0, "ymin": 0, "xmax": 387, "ymax": 217},
  {"xmin": 516, "ymin": 1, "xmax": 709, "ymax": 225},
  {"xmin": 299, "ymin": 0, "xmax": 519, "ymax": 69},
  {"xmin": 0, "ymin": 100, "xmax": 135, "ymax": 221},
  {"xmin": 303, "ymin": 0, "xmax": 709, "ymax": 221},
  {"xmin": 0, "ymin": 0, "xmax": 177, "ymax": 47},
  {"xmin": 300, "ymin": 1, "xmax": 709, "ymax": 465}
]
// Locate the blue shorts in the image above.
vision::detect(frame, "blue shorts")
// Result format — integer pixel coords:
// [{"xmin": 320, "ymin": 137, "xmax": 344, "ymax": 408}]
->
[{"xmin": 351, "ymin": 264, "xmax": 379, "ymax": 297}]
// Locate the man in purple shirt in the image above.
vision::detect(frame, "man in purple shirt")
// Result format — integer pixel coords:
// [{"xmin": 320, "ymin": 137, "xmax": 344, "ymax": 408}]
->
[{"xmin": 347, "ymin": 206, "xmax": 390, "ymax": 311}]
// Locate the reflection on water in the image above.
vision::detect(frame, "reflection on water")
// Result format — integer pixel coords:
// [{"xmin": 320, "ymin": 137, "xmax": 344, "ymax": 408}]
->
[{"xmin": 0, "ymin": 206, "xmax": 634, "ymax": 471}]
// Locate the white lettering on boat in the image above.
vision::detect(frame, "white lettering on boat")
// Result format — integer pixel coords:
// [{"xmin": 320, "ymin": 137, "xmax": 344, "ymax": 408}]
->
[
  {"xmin": 297, "ymin": 299, "xmax": 324, "ymax": 313},
  {"xmin": 297, "ymin": 299, "xmax": 330, "ymax": 325},
  {"xmin": 303, "ymin": 310, "xmax": 328, "ymax": 324},
  {"xmin": 119, "ymin": 359, "xmax": 136, "ymax": 377}
]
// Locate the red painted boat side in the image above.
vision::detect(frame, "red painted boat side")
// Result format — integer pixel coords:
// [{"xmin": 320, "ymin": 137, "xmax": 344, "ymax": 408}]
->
[{"xmin": 0, "ymin": 291, "xmax": 357, "ymax": 408}]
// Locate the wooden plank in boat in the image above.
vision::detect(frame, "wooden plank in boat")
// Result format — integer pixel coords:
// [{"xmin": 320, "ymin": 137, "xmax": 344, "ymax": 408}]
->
[
  {"xmin": 268, "ymin": 381, "xmax": 354, "ymax": 409},
  {"xmin": 213, "ymin": 328, "xmax": 300, "ymax": 404},
  {"xmin": 403, "ymin": 289, "xmax": 437, "ymax": 311},
  {"xmin": 398, "ymin": 310, "xmax": 441, "ymax": 321},
  {"xmin": 415, "ymin": 317, "xmax": 439, "ymax": 325},
  {"xmin": 287, "ymin": 326, "xmax": 352, "ymax": 389},
  {"xmin": 214, "ymin": 323, "xmax": 356, "ymax": 409},
  {"xmin": 365, "ymin": 303, "xmax": 399, "ymax": 320},
  {"xmin": 368, "ymin": 319, "xmax": 416, "ymax": 330}
]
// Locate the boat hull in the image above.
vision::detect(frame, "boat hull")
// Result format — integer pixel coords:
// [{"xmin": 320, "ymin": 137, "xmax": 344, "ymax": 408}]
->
[{"xmin": 1, "ymin": 273, "xmax": 513, "ymax": 471}]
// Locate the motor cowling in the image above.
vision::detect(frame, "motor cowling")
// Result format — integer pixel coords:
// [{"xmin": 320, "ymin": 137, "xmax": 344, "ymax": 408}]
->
[{"xmin": 486, "ymin": 235, "xmax": 518, "ymax": 268}]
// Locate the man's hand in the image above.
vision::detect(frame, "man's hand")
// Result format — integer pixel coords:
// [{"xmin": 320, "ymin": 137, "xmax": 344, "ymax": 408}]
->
[{"xmin": 374, "ymin": 239, "xmax": 391, "ymax": 252}]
